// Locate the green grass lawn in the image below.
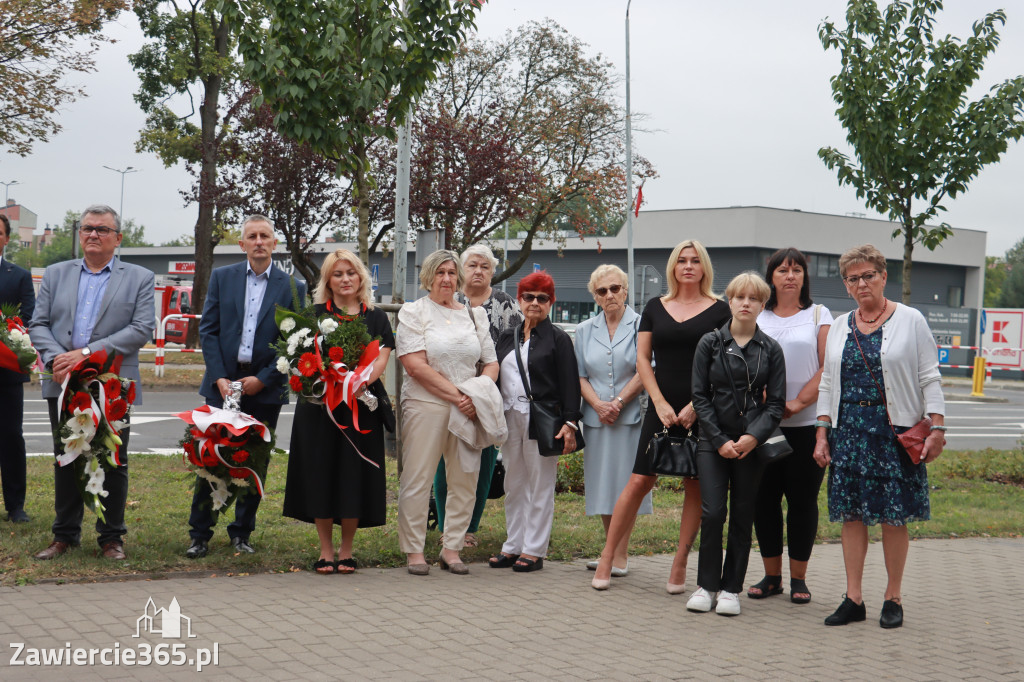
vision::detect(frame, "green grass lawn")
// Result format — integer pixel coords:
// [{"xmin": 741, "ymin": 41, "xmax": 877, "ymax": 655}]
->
[{"xmin": 2, "ymin": 448, "xmax": 1020, "ymax": 586}]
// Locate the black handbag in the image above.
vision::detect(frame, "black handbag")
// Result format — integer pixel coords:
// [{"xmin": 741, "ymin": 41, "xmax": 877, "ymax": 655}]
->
[
  {"xmin": 756, "ymin": 427, "xmax": 793, "ymax": 462},
  {"xmin": 488, "ymin": 454, "xmax": 506, "ymax": 499},
  {"xmin": 648, "ymin": 427, "xmax": 699, "ymax": 477},
  {"xmin": 513, "ymin": 325, "xmax": 584, "ymax": 457},
  {"xmin": 713, "ymin": 330, "xmax": 791, "ymax": 463}
]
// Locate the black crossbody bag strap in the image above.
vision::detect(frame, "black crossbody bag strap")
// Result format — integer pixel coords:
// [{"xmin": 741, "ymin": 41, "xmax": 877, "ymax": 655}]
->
[{"xmin": 513, "ymin": 325, "xmax": 534, "ymax": 401}]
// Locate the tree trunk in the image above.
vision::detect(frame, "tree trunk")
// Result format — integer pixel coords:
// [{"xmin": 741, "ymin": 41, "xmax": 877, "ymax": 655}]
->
[
  {"xmin": 902, "ymin": 208, "xmax": 913, "ymax": 305},
  {"xmin": 354, "ymin": 142, "xmax": 370, "ymax": 266},
  {"xmin": 186, "ymin": 13, "xmax": 229, "ymax": 348}
]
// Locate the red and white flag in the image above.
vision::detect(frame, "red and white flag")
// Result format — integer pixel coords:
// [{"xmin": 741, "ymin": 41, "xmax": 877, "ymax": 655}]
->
[{"xmin": 634, "ymin": 185, "xmax": 644, "ymax": 217}]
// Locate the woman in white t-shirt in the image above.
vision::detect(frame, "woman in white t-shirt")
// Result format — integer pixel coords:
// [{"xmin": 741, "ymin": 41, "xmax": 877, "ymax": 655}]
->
[{"xmin": 748, "ymin": 248, "xmax": 833, "ymax": 604}]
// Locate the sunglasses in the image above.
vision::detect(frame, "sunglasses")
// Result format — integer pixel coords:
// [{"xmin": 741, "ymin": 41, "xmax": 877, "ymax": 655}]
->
[
  {"xmin": 521, "ymin": 293, "xmax": 551, "ymax": 304},
  {"xmin": 595, "ymin": 284, "xmax": 623, "ymax": 297}
]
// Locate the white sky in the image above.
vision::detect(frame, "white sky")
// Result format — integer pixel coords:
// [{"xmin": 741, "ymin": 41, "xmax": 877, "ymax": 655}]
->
[{"xmin": 3, "ymin": 0, "xmax": 1023, "ymax": 256}]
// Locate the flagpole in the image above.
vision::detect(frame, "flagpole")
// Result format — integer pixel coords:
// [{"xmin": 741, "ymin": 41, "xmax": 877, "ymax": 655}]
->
[{"xmin": 625, "ymin": 0, "xmax": 635, "ymax": 310}]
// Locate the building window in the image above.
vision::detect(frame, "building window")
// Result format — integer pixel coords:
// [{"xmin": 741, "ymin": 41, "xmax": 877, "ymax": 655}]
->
[
  {"xmin": 816, "ymin": 255, "xmax": 839, "ymax": 278},
  {"xmin": 947, "ymin": 286, "xmax": 963, "ymax": 308}
]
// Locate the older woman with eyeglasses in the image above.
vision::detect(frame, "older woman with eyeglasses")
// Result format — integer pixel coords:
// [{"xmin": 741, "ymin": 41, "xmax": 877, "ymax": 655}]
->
[
  {"xmin": 396, "ymin": 250, "xmax": 499, "ymax": 575},
  {"xmin": 576, "ymin": 265, "xmax": 651, "ymax": 576},
  {"xmin": 432, "ymin": 244, "xmax": 522, "ymax": 548},
  {"xmin": 490, "ymin": 271, "xmax": 581, "ymax": 573},
  {"xmin": 814, "ymin": 244, "xmax": 945, "ymax": 629}
]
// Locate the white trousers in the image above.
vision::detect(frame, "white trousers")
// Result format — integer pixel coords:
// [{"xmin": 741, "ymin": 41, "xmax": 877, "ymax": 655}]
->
[
  {"xmin": 398, "ymin": 399, "xmax": 478, "ymax": 553},
  {"xmin": 501, "ymin": 408, "xmax": 559, "ymax": 558}
]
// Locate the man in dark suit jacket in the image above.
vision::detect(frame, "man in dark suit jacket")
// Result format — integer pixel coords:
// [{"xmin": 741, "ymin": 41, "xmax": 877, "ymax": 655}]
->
[
  {"xmin": 186, "ymin": 215, "xmax": 306, "ymax": 558},
  {"xmin": 27, "ymin": 205, "xmax": 155, "ymax": 560},
  {"xmin": 0, "ymin": 214, "xmax": 35, "ymax": 523}
]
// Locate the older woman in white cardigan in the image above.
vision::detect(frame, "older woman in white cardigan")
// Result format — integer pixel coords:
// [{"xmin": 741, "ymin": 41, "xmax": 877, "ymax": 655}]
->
[{"xmin": 813, "ymin": 244, "xmax": 945, "ymax": 630}]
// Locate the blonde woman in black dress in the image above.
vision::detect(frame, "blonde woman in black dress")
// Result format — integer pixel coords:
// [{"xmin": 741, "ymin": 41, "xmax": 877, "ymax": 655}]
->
[
  {"xmin": 592, "ymin": 240, "xmax": 730, "ymax": 592},
  {"xmin": 283, "ymin": 249, "xmax": 395, "ymax": 574}
]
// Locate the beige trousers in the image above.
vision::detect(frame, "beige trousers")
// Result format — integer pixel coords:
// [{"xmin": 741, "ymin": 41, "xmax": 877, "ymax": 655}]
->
[{"xmin": 398, "ymin": 399, "xmax": 479, "ymax": 553}]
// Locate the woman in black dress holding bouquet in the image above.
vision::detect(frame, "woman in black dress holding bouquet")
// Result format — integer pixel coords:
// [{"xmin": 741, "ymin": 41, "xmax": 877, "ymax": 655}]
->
[{"xmin": 283, "ymin": 249, "xmax": 395, "ymax": 574}]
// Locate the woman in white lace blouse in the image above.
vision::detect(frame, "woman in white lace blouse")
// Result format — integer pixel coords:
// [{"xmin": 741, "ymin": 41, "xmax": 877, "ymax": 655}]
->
[{"xmin": 396, "ymin": 250, "xmax": 499, "ymax": 575}]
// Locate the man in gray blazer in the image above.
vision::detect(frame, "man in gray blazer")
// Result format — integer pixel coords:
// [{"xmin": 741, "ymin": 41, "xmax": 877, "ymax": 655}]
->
[{"xmin": 28, "ymin": 205, "xmax": 155, "ymax": 561}]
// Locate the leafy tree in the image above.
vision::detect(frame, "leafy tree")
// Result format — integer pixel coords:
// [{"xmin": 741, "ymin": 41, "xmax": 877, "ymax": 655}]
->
[
  {"xmin": 8, "ymin": 211, "xmax": 150, "ymax": 267},
  {"xmin": 194, "ymin": 83, "xmax": 390, "ymax": 287},
  {"xmin": 984, "ymin": 256, "xmax": 1007, "ymax": 307},
  {"xmin": 119, "ymin": 218, "xmax": 152, "ymax": 247},
  {"xmin": 413, "ymin": 21, "xmax": 657, "ymax": 279},
  {"xmin": 996, "ymin": 236, "xmax": 1024, "ymax": 308},
  {"xmin": 0, "ymin": 0, "xmax": 126, "ymax": 155},
  {"xmin": 224, "ymin": 0, "xmax": 482, "ymax": 264},
  {"xmin": 129, "ymin": 0, "xmax": 241, "ymax": 345},
  {"xmin": 161, "ymin": 234, "xmax": 196, "ymax": 247},
  {"xmin": 819, "ymin": 0, "xmax": 1024, "ymax": 303}
]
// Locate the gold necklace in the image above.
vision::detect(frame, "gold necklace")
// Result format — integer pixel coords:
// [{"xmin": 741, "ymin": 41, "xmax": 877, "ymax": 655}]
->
[{"xmin": 432, "ymin": 298, "xmax": 455, "ymax": 324}]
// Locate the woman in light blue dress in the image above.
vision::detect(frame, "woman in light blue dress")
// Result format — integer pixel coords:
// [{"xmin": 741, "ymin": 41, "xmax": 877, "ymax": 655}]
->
[{"xmin": 577, "ymin": 265, "xmax": 652, "ymax": 576}]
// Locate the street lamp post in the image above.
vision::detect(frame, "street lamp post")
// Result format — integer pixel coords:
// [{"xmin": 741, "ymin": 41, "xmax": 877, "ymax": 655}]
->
[
  {"xmin": 103, "ymin": 166, "xmax": 139, "ymax": 256},
  {"xmin": 1, "ymin": 180, "xmax": 19, "ymax": 207},
  {"xmin": 625, "ymin": 1, "xmax": 636, "ymax": 310}
]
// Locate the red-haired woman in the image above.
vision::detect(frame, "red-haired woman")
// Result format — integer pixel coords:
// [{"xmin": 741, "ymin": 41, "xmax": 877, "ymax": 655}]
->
[{"xmin": 489, "ymin": 271, "xmax": 582, "ymax": 573}]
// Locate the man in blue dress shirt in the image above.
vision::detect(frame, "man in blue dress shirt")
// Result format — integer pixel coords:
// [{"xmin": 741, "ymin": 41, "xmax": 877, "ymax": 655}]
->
[
  {"xmin": 185, "ymin": 215, "xmax": 306, "ymax": 558},
  {"xmin": 28, "ymin": 205, "xmax": 155, "ymax": 560}
]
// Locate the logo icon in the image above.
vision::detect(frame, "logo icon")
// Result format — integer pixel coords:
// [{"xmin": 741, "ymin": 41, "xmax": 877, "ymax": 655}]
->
[
  {"xmin": 992, "ymin": 320, "xmax": 1009, "ymax": 344},
  {"xmin": 134, "ymin": 597, "xmax": 196, "ymax": 639}
]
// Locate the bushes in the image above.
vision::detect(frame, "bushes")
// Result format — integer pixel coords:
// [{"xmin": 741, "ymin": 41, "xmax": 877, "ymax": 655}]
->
[
  {"xmin": 933, "ymin": 447, "xmax": 1024, "ymax": 487},
  {"xmin": 555, "ymin": 450, "xmax": 585, "ymax": 493}
]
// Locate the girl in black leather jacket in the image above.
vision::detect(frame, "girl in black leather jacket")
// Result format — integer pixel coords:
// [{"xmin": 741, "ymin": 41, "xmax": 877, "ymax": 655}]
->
[{"xmin": 687, "ymin": 272, "xmax": 786, "ymax": 617}]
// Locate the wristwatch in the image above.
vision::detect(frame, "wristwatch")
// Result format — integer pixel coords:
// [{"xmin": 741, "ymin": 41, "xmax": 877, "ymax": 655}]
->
[
  {"xmin": 81, "ymin": 347, "xmax": 91, "ymax": 357},
  {"xmin": 615, "ymin": 396, "xmax": 625, "ymax": 406}
]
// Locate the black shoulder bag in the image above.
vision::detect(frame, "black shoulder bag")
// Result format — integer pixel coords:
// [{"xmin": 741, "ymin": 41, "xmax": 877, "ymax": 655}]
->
[
  {"xmin": 714, "ymin": 330, "xmax": 791, "ymax": 462},
  {"xmin": 513, "ymin": 325, "xmax": 584, "ymax": 457}
]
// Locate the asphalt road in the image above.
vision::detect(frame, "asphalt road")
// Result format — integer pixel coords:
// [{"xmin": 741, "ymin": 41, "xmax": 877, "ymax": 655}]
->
[{"xmin": 22, "ymin": 384, "xmax": 1023, "ymax": 456}]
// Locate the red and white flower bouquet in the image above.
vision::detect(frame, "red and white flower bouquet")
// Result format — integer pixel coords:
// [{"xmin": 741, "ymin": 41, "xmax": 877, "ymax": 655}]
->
[{"xmin": 55, "ymin": 349, "xmax": 136, "ymax": 520}]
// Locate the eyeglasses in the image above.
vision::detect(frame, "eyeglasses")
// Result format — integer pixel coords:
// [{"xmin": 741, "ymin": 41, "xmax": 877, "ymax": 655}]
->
[
  {"xmin": 521, "ymin": 293, "xmax": 551, "ymax": 304},
  {"xmin": 843, "ymin": 271, "xmax": 879, "ymax": 286},
  {"xmin": 595, "ymin": 284, "xmax": 623, "ymax": 297},
  {"xmin": 80, "ymin": 226, "xmax": 118, "ymax": 237}
]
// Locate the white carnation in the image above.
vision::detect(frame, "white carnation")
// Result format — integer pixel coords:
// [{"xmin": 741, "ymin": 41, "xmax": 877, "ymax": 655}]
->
[
  {"xmin": 276, "ymin": 357, "xmax": 290, "ymax": 374},
  {"xmin": 280, "ymin": 317, "xmax": 296, "ymax": 333},
  {"xmin": 318, "ymin": 317, "xmax": 339, "ymax": 334}
]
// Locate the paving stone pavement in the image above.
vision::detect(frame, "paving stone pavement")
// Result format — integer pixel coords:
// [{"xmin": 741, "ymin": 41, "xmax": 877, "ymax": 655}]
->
[{"xmin": 1, "ymin": 537, "xmax": 1021, "ymax": 680}]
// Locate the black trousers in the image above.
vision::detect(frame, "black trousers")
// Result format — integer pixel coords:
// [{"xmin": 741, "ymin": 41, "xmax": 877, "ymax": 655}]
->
[
  {"xmin": 187, "ymin": 395, "xmax": 281, "ymax": 543},
  {"xmin": 0, "ymin": 382, "xmax": 28, "ymax": 514},
  {"xmin": 753, "ymin": 426, "xmax": 825, "ymax": 562},
  {"xmin": 47, "ymin": 398, "xmax": 130, "ymax": 547},
  {"xmin": 696, "ymin": 443, "xmax": 765, "ymax": 594}
]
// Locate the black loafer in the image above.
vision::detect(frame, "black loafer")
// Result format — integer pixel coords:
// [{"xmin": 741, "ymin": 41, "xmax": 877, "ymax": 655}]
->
[
  {"xmin": 880, "ymin": 599, "xmax": 904, "ymax": 629},
  {"xmin": 231, "ymin": 537, "xmax": 255, "ymax": 554},
  {"xmin": 8, "ymin": 510, "xmax": 30, "ymax": 523},
  {"xmin": 824, "ymin": 595, "xmax": 866, "ymax": 626},
  {"xmin": 185, "ymin": 539, "xmax": 208, "ymax": 559}
]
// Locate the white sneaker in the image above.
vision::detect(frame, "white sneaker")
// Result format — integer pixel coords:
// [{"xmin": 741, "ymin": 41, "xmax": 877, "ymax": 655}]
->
[
  {"xmin": 716, "ymin": 591, "xmax": 741, "ymax": 616},
  {"xmin": 686, "ymin": 587, "xmax": 717, "ymax": 612}
]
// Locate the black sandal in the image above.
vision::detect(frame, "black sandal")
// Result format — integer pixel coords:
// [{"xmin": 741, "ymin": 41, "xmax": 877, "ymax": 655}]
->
[
  {"xmin": 337, "ymin": 558, "xmax": 357, "ymax": 574},
  {"xmin": 313, "ymin": 558, "xmax": 336, "ymax": 575},
  {"xmin": 512, "ymin": 556, "xmax": 543, "ymax": 573},
  {"xmin": 790, "ymin": 578, "xmax": 812, "ymax": 604},
  {"xmin": 489, "ymin": 552, "xmax": 520, "ymax": 568},
  {"xmin": 747, "ymin": 575, "xmax": 783, "ymax": 599}
]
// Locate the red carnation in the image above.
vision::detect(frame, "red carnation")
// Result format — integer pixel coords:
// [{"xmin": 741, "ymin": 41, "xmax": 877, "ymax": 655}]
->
[
  {"xmin": 107, "ymin": 399, "xmax": 128, "ymax": 421},
  {"xmin": 297, "ymin": 352, "xmax": 319, "ymax": 377},
  {"xmin": 126, "ymin": 382, "xmax": 137, "ymax": 403},
  {"xmin": 231, "ymin": 449, "xmax": 250, "ymax": 464},
  {"xmin": 289, "ymin": 375, "xmax": 304, "ymax": 392},
  {"xmin": 104, "ymin": 378, "xmax": 121, "ymax": 397},
  {"xmin": 328, "ymin": 347, "xmax": 345, "ymax": 363},
  {"xmin": 229, "ymin": 468, "xmax": 249, "ymax": 478}
]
